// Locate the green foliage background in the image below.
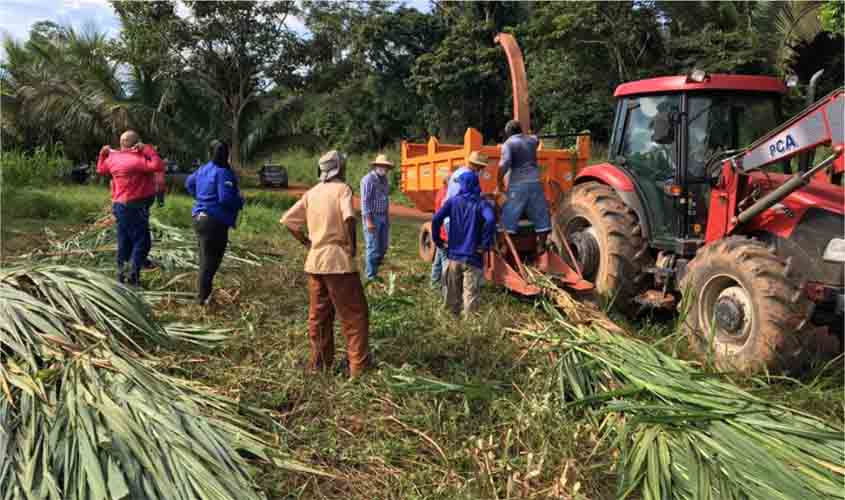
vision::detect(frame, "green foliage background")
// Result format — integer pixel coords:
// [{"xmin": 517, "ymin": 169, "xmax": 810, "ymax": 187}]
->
[{"xmin": 2, "ymin": 0, "xmax": 843, "ymax": 165}]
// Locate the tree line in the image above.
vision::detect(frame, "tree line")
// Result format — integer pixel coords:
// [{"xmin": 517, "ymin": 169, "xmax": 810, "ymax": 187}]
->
[{"xmin": 2, "ymin": 0, "xmax": 843, "ymax": 167}]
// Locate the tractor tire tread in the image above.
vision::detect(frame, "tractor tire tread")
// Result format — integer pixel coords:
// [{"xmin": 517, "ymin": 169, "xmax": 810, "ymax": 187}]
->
[
  {"xmin": 555, "ymin": 182, "xmax": 651, "ymax": 315},
  {"xmin": 679, "ymin": 236, "xmax": 813, "ymax": 372}
]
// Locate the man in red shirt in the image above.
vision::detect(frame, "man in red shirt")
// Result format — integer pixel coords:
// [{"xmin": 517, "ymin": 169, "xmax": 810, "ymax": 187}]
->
[
  {"xmin": 97, "ymin": 130, "xmax": 164, "ymax": 286},
  {"xmin": 430, "ymin": 175, "xmax": 449, "ymax": 288}
]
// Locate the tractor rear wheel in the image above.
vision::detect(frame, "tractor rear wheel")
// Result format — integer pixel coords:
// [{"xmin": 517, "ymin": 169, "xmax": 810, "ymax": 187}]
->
[
  {"xmin": 679, "ymin": 237, "xmax": 813, "ymax": 373},
  {"xmin": 553, "ymin": 182, "xmax": 650, "ymax": 314},
  {"xmin": 418, "ymin": 222, "xmax": 435, "ymax": 262}
]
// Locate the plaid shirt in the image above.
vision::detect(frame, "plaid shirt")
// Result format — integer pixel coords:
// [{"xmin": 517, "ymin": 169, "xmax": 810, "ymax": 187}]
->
[{"xmin": 360, "ymin": 171, "xmax": 389, "ymax": 218}]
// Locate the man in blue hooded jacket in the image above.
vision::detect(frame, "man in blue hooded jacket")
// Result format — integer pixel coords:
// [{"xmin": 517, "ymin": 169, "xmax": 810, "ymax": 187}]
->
[
  {"xmin": 186, "ymin": 141, "xmax": 244, "ymax": 304},
  {"xmin": 431, "ymin": 171, "xmax": 496, "ymax": 316}
]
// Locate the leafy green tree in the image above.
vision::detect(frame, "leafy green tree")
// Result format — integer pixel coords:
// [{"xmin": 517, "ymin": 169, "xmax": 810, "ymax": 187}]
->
[
  {"xmin": 296, "ymin": 1, "xmax": 442, "ymax": 151},
  {"xmin": 2, "ymin": 25, "xmax": 134, "ymax": 160},
  {"xmin": 820, "ymin": 0, "xmax": 844, "ymax": 34},
  {"xmin": 520, "ymin": 1, "xmax": 663, "ymax": 142},
  {"xmin": 112, "ymin": 0, "xmax": 300, "ymax": 166},
  {"xmin": 411, "ymin": 2, "xmax": 526, "ymax": 142}
]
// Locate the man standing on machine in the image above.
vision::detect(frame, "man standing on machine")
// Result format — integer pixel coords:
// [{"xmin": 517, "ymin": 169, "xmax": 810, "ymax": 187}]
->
[{"xmin": 497, "ymin": 119, "xmax": 552, "ymax": 254}]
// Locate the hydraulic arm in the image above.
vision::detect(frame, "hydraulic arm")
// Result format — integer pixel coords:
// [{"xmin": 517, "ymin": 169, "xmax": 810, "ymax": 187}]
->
[
  {"xmin": 737, "ymin": 88, "xmax": 843, "ymax": 174},
  {"xmin": 727, "ymin": 89, "xmax": 844, "ymax": 232}
]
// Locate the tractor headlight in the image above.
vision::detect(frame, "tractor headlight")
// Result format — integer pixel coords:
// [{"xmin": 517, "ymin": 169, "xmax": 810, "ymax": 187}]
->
[
  {"xmin": 687, "ymin": 69, "xmax": 709, "ymax": 83},
  {"xmin": 823, "ymin": 238, "xmax": 845, "ymax": 263}
]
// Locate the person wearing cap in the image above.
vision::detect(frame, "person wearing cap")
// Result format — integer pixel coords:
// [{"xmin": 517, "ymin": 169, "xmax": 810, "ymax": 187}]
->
[
  {"xmin": 96, "ymin": 130, "xmax": 165, "ymax": 286},
  {"xmin": 431, "ymin": 170, "xmax": 496, "ymax": 316},
  {"xmin": 360, "ymin": 153, "xmax": 394, "ymax": 280},
  {"xmin": 185, "ymin": 141, "xmax": 245, "ymax": 305},
  {"xmin": 497, "ymin": 119, "xmax": 552, "ymax": 254},
  {"xmin": 280, "ymin": 151, "xmax": 371, "ymax": 378}
]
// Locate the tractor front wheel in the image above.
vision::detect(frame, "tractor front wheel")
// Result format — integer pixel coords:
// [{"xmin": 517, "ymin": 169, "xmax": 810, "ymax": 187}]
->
[
  {"xmin": 554, "ymin": 182, "xmax": 650, "ymax": 314},
  {"xmin": 679, "ymin": 237, "xmax": 813, "ymax": 373}
]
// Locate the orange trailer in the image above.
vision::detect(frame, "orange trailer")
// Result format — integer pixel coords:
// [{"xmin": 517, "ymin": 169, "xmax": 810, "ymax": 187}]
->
[
  {"xmin": 400, "ymin": 128, "xmax": 592, "ymax": 296},
  {"xmin": 400, "ymin": 127, "xmax": 591, "ymax": 214},
  {"xmin": 399, "ymin": 34, "xmax": 592, "ymax": 296}
]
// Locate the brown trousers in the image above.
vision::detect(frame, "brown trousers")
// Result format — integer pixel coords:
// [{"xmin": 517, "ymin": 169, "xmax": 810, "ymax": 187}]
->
[
  {"xmin": 443, "ymin": 260, "xmax": 483, "ymax": 316},
  {"xmin": 307, "ymin": 273, "xmax": 370, "ymax": 376}
]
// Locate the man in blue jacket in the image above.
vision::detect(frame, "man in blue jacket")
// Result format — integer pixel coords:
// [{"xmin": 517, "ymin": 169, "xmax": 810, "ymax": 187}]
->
[
  {"xmin": 185, "ymin": 141, "xmax": 244, "ymax": 305},
  {"xmin": 431, "ymin": 171, "xmax": 496, "ymax": 316}
]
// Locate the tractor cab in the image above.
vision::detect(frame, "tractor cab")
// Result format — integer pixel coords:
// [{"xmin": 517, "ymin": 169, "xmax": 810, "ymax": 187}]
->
[
  {"xmin": 562, "ymin": 71, "xmax": 843, "ymax": 372},
  {"xmin": 607, "ymin": 74, "xmax": 787, "ymax": 251}
]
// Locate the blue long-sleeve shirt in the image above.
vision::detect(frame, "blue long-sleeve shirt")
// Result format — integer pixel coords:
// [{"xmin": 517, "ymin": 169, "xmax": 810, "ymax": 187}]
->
[
  {"xmin": 431, "ymin": 176, "xmax": 496, "ymax": 269},
  {"xmin": 186, "ymin": 161, "xmax": 244, "ymax": 227}
]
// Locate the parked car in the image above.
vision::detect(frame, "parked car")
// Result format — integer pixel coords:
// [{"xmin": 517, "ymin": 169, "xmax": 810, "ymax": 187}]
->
[
  {"xmin": 163, "ymin": 159, "xmax": 192, "ymax": 193},
  {"xmin": 259, "ymin": 164, "xmax": 288, "ymax": 188},
  {"xmin": 68, "ymin": 163, "xmax": 91, "ymax": 184}
]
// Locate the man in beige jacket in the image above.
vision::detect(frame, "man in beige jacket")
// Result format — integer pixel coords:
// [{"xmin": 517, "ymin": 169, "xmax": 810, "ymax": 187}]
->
[{"xmin": 280, "ymin": 151, "xmax": 371, "ymax": 377}]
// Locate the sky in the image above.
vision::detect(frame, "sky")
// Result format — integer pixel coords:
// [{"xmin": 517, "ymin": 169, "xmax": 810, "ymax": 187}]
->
[{"xmin": 0, "ymin": 0, "xmax": 432, "ymax": 52}]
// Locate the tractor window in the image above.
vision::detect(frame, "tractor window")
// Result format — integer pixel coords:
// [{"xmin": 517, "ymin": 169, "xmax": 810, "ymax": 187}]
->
[
  {"xmin": 620, "ymin": 94, "xmax": 680, "ymax": 181},
  {"xmin": 619, "ymin": 94, "xmax": 681, "ymax": 241},
  {"xmin": 688, "ymin": 93, "xmax": 781, "ymax": 177}
]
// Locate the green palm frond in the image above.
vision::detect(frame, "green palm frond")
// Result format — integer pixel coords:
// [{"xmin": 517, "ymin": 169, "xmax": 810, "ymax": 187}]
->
[
  {"xmin": 0, "ymin": 265, "xmax": 321, "ymax": 499},
  {"xmin": 17, "ymin": 215, "xmax": 278, "ymax": 273},
  {"xmin": 239, "ymin": 95, "xmax": 304, "ymax": 162},
  {"xmin": 524, "ymin": 282, "xmax": 845, "ymax": 500},
  {"xmin": 0, "ymin": 266, "xmax": 167, "ymax": 352}
]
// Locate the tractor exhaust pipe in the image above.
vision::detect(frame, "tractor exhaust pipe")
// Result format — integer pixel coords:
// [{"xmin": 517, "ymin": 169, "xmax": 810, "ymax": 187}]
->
[
  {"xmin": 495, "ymin": 33, "xmax": 531, "ymax": 133},
  {"xmin": 798, "ymin": 70, "xmax": 825, "ymax": 173},
  {"xmin": 736, "ymin": 147, "xmax": 843, "ymax": 225}
]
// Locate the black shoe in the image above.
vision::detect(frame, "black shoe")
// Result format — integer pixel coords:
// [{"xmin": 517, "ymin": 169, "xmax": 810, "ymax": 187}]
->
[
  {"xmin": 143, "ymin": 258, "xmax": 158, "ymax": 270},
  {"xmin": 127, "ymin": 267, "xmax": 142, "ymax": 288},
  {"xmin": 336, "ymin": 357, "xmax": 350, "ymax": 377}
]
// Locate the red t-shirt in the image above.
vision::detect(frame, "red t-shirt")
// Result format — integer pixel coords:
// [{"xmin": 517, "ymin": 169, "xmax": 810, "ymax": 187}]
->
[
  {"xmin": 434, "ymin": 184, "xmax": 448, "ymax": 241},
  {"xmin": 97, "ymin": 145, "xmax": 164, "ymax": 204}
]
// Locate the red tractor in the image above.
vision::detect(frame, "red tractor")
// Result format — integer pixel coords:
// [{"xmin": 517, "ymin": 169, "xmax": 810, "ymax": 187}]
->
[{"xmin": 555, "ymin": 72, "xmax": 844, "ymax": 372}]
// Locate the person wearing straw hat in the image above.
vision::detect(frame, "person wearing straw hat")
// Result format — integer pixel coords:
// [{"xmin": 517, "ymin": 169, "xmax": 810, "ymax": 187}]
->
[
  {"xmin": 280, "ymin": 150, "xmax": 371, "ymax": 378},
  {"xmin": 360, "ymin": 153, "xmax": 394, "ymax": 280},
  {"xmin": 445, "ymin": 150, "xmax": 490, "ymax": 202}
]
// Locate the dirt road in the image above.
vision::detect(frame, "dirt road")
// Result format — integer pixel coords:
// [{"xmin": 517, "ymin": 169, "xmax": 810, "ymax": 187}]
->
[{"xmin": 276, "ymin": 184, "xmax": 431, "ymax": 221}]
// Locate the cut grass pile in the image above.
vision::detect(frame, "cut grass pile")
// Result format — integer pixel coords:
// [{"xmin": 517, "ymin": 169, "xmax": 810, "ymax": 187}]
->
[
  {"xmin": 517, "ymin": 296, "xmax": 844, "ymax": 499},
  {"xmin": 2, "ymin": 183, "xmax": 842, "ymax": 499},
  {"xmin": 0, "ymin": 265, "xmax": 318, "ymax": 499}
]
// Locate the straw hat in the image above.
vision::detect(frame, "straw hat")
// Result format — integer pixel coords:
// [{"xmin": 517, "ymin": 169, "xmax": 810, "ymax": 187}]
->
[
  {"xmin": 318, "ymin": 150, "xmax": 345, "ymax": 182},
  {"xmin": 466, "ymin": 151, "xmax": 489, "ymax": 168},
  {"xmin": 370, "ymin": 153, "xmax": 394, "ymax": 168}
]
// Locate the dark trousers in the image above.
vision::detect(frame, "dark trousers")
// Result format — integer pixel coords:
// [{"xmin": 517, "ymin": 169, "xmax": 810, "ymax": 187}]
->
[
  {"xmin": 113, "ymin": 203, "xmax": 151, "ymax": 283},
  {"xmin": 307, "ymin": 273, "xmax": 370, "ymax": 376},
  {"xmin": 193, "ymin": 213, "xmax": 229, "ymax": 303}
]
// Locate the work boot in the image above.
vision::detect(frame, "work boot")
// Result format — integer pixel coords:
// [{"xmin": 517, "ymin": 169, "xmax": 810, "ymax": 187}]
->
[
  {"xmin": 126, "ymin": 266, "xmax": 142, "ymax": 289},
  {"xmin": 116, "ymin": 264, "xmax": 127, "ymax": 284}
]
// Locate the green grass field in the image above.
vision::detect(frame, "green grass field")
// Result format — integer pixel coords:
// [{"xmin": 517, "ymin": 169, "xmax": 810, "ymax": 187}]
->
[{"xmin": 1, "ymin": 182, "xmax": 842, "ymax": 499}]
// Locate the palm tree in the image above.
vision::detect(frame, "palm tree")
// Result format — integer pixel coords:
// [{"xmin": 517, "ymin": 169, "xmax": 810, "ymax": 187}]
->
[{"xmin": 2, "ymin": 24, "xmax": 222, "ymax": 163}]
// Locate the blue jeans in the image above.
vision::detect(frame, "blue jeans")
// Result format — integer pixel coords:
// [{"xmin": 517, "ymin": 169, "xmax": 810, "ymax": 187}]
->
[
  {"xmin": 363, "ymin": 214, "xmax": 389, "ymax": 279},
  {"xmin": 501, "ymin": 182, "xmax": 551, "ymax": 234},
  {"xmin": 113, "ymin": 203, "xmax": 151, "ymax": 272},
  {"xmin": 431, "ymin": 246, "xmax": 447, "ymax": 286}
]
